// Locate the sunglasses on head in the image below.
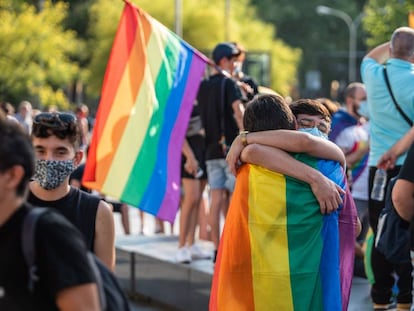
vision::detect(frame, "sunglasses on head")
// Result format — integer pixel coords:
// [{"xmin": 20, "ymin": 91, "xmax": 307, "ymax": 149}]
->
[{"xmin": 33, "ymin": 112, "xmax": 76, "ymax": 130}]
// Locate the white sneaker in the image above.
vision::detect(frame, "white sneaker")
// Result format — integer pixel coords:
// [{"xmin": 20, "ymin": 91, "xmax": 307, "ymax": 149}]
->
[
  {"xmin": 175, "ymin": 247, "xmax": 191, "ymax": 264},
  {"xmin": 190, "ymin": 244, "xmax": 212, "ymax": 260}
]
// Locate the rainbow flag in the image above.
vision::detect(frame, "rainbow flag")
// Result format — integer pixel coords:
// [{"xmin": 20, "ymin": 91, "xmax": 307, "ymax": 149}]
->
[
  {"xmin": 210, "ymin": 155, "xmax": 357, "ymax": 311},
  {"xmin": 349, "ymin": 141, "xmax": 369, "ymax": 183},
  {"xmin": 83, "ymin": 1, "xmax": 207, "ymax": 222}
]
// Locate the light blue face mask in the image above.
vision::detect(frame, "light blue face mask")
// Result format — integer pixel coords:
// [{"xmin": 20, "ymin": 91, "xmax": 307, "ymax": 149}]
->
[
  {"xmin": 298, "ymin": 127, "xmax": 328, "ymax": 140},
  {"xmin": 357, "ymin": 100, "xmax": 369, "ymax": 119}
]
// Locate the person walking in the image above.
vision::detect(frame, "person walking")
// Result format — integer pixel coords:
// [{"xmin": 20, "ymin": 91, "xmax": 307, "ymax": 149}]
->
[
  {"xmin": 197, "ymin": 42, "xmax": 244, "ymax": 262},
  {"xmin": 329, "ymin": 83, "xmax": 370, "ymax": 278},
  {"xmin": 0, "ymin": 116, "xmax": 100, "ymax": 310},
  {"xmin": 27, "ymin": 111, "xmax": 115, "ymax": 270}
]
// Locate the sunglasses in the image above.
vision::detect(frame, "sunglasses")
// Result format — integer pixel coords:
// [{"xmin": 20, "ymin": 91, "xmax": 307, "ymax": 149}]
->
[
  {"xmin": 33, "ymin": 112, "xmax": 76, "ymax": 131},
  {"xmin": 297, "ymin": 118, "xmax": 330, "ymax": 134}
]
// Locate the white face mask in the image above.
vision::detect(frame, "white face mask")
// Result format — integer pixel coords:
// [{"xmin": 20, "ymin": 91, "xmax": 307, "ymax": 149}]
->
[
  {"xmin": 298, "ymin": 127, "xmax": 328, "ymax": 140},
  {"xmin": 33, "ymin": 159, "xmax": 76, "ymax": 190}
]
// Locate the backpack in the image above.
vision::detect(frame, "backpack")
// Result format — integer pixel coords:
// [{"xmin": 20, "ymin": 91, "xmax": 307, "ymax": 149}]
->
[
  {"xmin": 22, "ymin": 207, "xmax": 131, "ymax": 311},
  {"xmin": 374, "ymin": 176, "xmax": 411, "ymax": 264}
]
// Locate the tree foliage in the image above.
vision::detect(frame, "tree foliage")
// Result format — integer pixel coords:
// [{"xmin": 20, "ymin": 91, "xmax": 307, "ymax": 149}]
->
[
  {"xmin": 363, "ymin": 0, "xmax": 414, "ymax": 48},
  {"xmin": 86, "ymin": 0, "xmax": 300, "ymax": 98},
  {"xmin": 0, "ymin": 0, "xmax": 82, "ymax": 109},
  {"xmin": 250, "ymin": 0, "xmax": 367, "ymax": 97}
]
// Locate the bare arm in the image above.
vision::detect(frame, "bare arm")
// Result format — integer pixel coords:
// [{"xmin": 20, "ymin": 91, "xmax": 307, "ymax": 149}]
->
[
  {"xmin": 94, "ymin": 200, "xmax": 115, "ymax": 271},
  {"xmin": 56, "ymin": 283, "xmax": 100, "ymax": 311},
  {"xmin": 226, "ymin": 130, "xmax": 345, "ymax": 174},
  {"xmin": 241, "ymin": 144, "xmax": 344, "ymax": 214},
  {"xmin": 392, "ymin": 179, "xmax": 414, "ymax": 221},
  {"xmin": 377, "ymin": 127, "xmax": 414, "ymax": 169},
  {"xmin": 231, "ymin": 99, "xmax": 244, "ymax": 131},
  {"xmin": 364, "ymin": 42, "xmax": 390, "ymax": 64}
]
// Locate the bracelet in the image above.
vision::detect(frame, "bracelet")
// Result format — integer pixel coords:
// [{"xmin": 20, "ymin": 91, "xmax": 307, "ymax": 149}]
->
[{"xmin": 240, "ymin": 131, "xmax": 249, "ymax": 147}]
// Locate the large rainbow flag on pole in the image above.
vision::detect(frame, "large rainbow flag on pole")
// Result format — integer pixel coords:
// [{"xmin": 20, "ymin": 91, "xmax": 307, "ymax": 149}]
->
[
  {"xmin": 210, "ymin": 155, "xmax": 357, "ymax": 311},
  {"xmin": 83, "ymin": 1, "xmax": 208, "ymax": 222}
]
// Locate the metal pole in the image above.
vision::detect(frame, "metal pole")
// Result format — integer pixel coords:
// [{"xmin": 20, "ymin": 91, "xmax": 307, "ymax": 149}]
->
[
  {"xmin": 349, "ymin": 13, "xmax": 364, "ymax": 82},
  {"xmin": 174, "ymin": 0, "xmax": 182, "ymax": 37},
  {"xmin": 225, "ymin": 0, "xmax": 230, "ymax": 41},
  {"xmin": 316, "ymin": 6, "xmax": 363, "ymax": 83}
]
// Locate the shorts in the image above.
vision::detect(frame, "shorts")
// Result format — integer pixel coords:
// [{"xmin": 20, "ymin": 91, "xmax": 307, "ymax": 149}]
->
[
  {"xmin": 181, "ymin": 134, "xmax": 207, "ymax": 180},
  {"xmin": 206, "ymin": 158, "xmax": 235, "ymax": 192}
]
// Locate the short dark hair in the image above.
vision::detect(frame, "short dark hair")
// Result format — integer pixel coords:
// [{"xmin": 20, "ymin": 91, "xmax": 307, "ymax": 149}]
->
[
  {"xmin": 0, "ymin": 117, "xmax": 35, "ymax": 196},
  {"xmin": 290, "ymin": 98, "xmax": 331, "ymax": 123},
  {"xmin": 243, "ymin": 94, "xmax": 296, "ymax": 132},
  {"xmin": 32, "ymin": 112, "xmax": 82, "ymax": 150}
]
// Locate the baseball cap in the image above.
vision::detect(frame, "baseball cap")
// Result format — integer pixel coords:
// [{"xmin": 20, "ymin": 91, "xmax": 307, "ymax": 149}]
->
[{"xmin": 212, "ymin": 42, "xmax": 241, "ymax": 64}]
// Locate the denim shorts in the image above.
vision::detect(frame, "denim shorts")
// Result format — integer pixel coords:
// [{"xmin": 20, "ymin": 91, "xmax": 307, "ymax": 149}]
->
[{"xmin": 206, "ymin": 159, "xmax": 235, "ymax": 192}]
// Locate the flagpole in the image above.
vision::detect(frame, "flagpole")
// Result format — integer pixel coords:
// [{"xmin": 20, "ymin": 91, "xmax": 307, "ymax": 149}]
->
[{"xmin": 174, "ymin": 0, "xmax": 182, "ymax": 37}]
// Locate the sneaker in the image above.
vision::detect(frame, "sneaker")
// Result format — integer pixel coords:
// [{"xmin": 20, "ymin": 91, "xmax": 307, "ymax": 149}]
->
[
  {"xmin": 373, "ymin": 303, "xmax": 397, "ymax": 311},
  {"xmin": 190, "ymin": 244, "xmax": 211, "ymax": 260},
  {"xmin": 396, "ymin": 303, "xmax": 411, "ymax": 311},
  {"xmin": 175, "ymin": 247, "xmax": 191, "ymax": 264}
]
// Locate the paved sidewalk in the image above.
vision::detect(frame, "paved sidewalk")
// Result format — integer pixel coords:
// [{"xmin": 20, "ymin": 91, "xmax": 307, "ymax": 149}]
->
[{"xmin": 114, "ymin": 207, "xmax": 374, "ymax": 311}]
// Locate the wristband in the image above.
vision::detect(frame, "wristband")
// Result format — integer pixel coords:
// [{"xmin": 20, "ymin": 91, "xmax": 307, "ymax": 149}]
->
[{"xmin": 240, "ymin": 131, "xmax": 249, "ymax": 147}]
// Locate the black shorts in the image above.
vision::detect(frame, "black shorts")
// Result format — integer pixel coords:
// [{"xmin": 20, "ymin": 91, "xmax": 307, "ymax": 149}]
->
[
  {"xmin": 181, "ymin": 134, "xmax": 207, "ymax": 180},
  {"xmin": 104, "ymin": 199, "xmax": 122, "ymax": 213}
]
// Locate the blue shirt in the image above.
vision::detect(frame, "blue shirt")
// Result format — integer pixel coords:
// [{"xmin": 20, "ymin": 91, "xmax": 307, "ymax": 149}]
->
[{"xmin": 361, "ymin": 57, "xmax": 414, "ymax": 166}]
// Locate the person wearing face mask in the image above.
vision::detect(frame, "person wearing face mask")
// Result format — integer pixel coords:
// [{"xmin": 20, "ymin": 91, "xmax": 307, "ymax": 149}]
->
[
  {"xmin": 27, "ymin": 112, "xmax": 115, "ymax": 271},
  {"xmin": 197, "ymin": 42, "xmax": 245, "ymax": 262},
  {"xmin": 232, "ymin": 42, "xmax": 259, "ymax": 103},
  {"xmin": 328, "ymin": 82, "xmax": 371, "ymax": 279},
  {"xmin": 214, "ymin": 95, "xmax": 359, "ymax": 311}
]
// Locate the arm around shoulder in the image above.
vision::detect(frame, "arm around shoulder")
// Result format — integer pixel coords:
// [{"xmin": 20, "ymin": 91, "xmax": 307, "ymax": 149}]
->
[{"xmin": 94, "ymin": 200, "xmax": 115, "ymax": 271}]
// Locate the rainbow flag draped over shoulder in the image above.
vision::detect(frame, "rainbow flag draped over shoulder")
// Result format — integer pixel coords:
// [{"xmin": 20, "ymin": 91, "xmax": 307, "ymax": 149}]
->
[
  {"xmin": 83, "ymin": 1, "xmax": 207, "ymax": 222},
  {"xmin": 210, "ymin": 155, "xmax": 357, "ymax": 311}
]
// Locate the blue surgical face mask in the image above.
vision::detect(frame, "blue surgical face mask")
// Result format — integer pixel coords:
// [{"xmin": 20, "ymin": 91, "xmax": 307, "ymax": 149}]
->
[
  {"xmin": 298, "ymin": 127, "xmax": 328, "ymax": 140},
  {"xmin": 357, "ymin": 100, "xmax": 369, "ymax": 119}
]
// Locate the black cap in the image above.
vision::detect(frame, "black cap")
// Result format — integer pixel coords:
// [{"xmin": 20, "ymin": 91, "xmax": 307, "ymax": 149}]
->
[{"xmin": 212, "ymin": 42, "xmax": 241, "ymax": 64}]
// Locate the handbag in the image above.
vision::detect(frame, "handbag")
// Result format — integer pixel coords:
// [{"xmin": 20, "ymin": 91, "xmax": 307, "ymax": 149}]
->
[
  {"xmin": 383, "ymin": 67, "xmax": 413, "ymax": 127},
  {"xmin": 374, "ymin": 176, "xmax": 411, "ymax": 264}
]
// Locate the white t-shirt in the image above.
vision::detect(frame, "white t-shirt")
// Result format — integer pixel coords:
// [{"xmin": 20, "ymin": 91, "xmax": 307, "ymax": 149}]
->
[{"xmin": 335, "ymin": 122, "xmax": 369, "ymax": 200}]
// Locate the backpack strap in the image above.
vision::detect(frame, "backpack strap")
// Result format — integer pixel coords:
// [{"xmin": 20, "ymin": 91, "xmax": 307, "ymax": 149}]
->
[
  {"xmin": 87, "ymin": 253, "xmax": 107, "ymax": 310},
  {"xmin": 21, "ymin": 207, "xmax": 49, "ymax": 292},
  {"xmin": 22, "ymin": 207, "xmax": 108, "ymax": 310},
  {"xmin": 383, "ymin": 66, "xmax": 413, "ymax": 127}
]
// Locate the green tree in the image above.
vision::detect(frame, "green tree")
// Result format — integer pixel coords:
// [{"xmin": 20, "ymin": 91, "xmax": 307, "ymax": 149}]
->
[
  {"xmin": 0, "ymin": 0, "xmax": 82, "ymax": 109},
  {"xmin": 251, "ymin": 0, "xmax": 367, "ymax": 98},
  {"xmin": 363, "ymin": 0, "xmax": 414, "ymax": 48},
  {"xmin": 86, "ymin": 0, "xmax": 300, "ymax": 99}
]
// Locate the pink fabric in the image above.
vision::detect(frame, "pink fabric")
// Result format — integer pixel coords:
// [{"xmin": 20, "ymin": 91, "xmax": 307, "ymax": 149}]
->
[{"xmin": 339, "ymin": 183, "xmax": 358, "ymax": 310}]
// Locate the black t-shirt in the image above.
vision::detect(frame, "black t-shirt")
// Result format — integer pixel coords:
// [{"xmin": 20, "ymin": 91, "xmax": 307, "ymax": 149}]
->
[
  {"xmin": 240, "ymin": 75, "xmax": 259, "ymax": 101},
  {"xmin": 397, "ymin": 143, "xmax": 414, "ymax": 249},
  {"xmin": 197, "ymin": 74, "xmax": 243, "ymax": 160},
  {"xmin": 70, "ymin": 164, "xmax": 92, "ymax": 193},
  {"xmin": 28, "ymin": 187, "xmax": 100, "ymax": 251},
  {"xmin": 0, "ymin": 203, "xmax": 96, "ymax": 310}
]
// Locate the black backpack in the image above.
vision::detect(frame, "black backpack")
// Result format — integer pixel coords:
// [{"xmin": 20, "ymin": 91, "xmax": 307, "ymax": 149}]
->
[{"xmin": 22, "ymin": 207, "xmax": 131, "ymax": 311}]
